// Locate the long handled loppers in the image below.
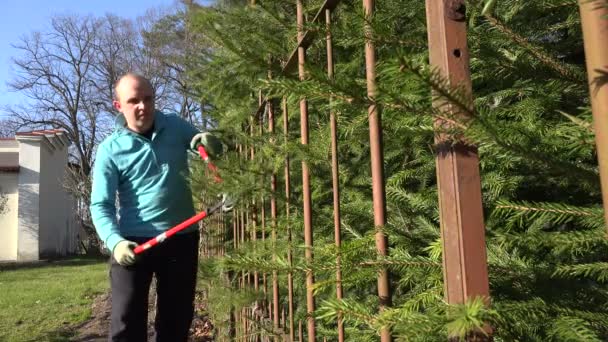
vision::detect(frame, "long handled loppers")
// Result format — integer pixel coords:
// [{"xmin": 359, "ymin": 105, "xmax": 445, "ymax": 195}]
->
[{"xmin": 133, "ymin": 144, "xmax": 224, "ymax": 255}]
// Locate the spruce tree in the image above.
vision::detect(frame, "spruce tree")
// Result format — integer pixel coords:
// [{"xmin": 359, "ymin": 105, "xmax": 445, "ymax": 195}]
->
[{"xmin": 183, "ymin": 0, "xmax": 608, "ymax": 340}]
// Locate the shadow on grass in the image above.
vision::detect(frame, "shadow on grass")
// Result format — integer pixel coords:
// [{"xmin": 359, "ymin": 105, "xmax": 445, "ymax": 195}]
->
[
  {"xmin": 18, "ymin": 318, "xmax": 108, "ymax": 342},
  {"xmin": 22, "ymin": 329, "xmax": 75, "ymax": 342},
  {"xmin": 0, "ymin": 255, "xmax": 108, "ymax": 271},
  {"xmin": 22, "ymin": 328, "xmax": 106, "ymax": 342}
]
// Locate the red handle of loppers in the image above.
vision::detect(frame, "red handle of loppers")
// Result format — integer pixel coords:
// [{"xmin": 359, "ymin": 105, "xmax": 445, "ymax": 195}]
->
[{"xmin": 133, "ymin": 144, "xmax": 222, "ymax": 254}]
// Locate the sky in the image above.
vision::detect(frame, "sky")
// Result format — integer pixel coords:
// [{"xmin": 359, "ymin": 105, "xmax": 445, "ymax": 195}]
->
[{"xmin": 0, "ymin": 0, "xmax": 213, "ymax": 120}]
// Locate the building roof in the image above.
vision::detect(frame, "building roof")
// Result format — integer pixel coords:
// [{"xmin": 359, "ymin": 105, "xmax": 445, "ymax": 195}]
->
[
  {"xmin": 0, "ymin": 129, "xmax": 69, "ymax": 173},
  {"xmin": 15, "ymin": 129, "xmax": 66, "ymax": 137},
  {"xmin": 14, "ymin": 129, "xmax": 70, "ymax": 151},
  {"xmin": 2, "ymin": 129, "xmax": 67, "ymax": 140}
]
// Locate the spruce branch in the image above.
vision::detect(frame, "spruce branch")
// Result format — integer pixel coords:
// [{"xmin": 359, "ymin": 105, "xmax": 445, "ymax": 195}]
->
[{"xmin": 469, "ymin": 0, "xmax": 586, "ymax": 83}]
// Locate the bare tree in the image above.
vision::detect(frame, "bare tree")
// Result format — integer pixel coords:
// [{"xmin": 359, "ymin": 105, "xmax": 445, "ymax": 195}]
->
[
  {"xmin": 139, "ymin": 3, "xmax": 216, "ymax": 125},
  {"xmin": 88, "ymin": 14, "xmax": 140, "ymax": 115},
  {"xmin": 4, "ymin": 15, "xmax": 112, "ymax": 250},
  {"xmin": 0, "ymin": 119, "xmax": 16, "ymax": 138},
  {"xmin": 6, "ymin": 15, "xmax": 108, "ymax": 175},
  {"xmin": 3, "ymin": 10, "xmax": 196, "ymax": 251}
]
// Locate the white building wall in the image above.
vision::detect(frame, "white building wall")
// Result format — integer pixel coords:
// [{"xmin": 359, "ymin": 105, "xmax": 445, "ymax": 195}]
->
[
  {"xmin": 38, "ymin": 136, "xmax": 77, "ymax": 257},
  {"xmin": 0, "ymin": 173, "xmax": 18, "ymax": 260},
  {"xmin": 16, "ymin": 140, "xmax": 41, "ymax": 261},
  {"xmin": 38, "ymin": 141, "xmax": 52, "ymax": 256},
  {"xmin": 0, "ymin": 133, "xmax": 77, "ymax": 261}
]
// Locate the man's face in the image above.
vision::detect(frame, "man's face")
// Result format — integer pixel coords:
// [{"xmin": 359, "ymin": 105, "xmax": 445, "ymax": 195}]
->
[{"xmin": 113, "ymin": 76, "xmax": 155, "ymax": 133}]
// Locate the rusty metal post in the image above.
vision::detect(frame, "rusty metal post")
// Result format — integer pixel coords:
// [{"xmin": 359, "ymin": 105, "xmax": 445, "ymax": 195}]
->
[
  {"xmin": 362, "ymin": 1, "xmax": 392, "ymax": 341},
  {"xmin": 268, "ymin": 97, "xmax": 282, "ymax": 340},
  {"xmin": 298, "ymin": 320, "xmax": 303, "ymax": 342},
  {"xmin": 218, "ymin": 214, "xmax": 221, "ymax": 256},
  {"xmin": 259, "ymin": 112, "xmax": 269, "ymax": 328},
  {"xmin": 296, "ymin": 1, "xmax": 316, "ymax": 340},
  {"xmin": 216, "ymin": 212, "xmax": 220, "ymax": 256},
  {"xmin": 221, "ymin": 211, "xmax": 225, "ymax": 256},
  {"xmin": 579, "ymin": 0, "xmax": 608, "ymax": 229},
  {"xmin": 238, "ymin": 144, "xmax": 247, "ymax": 289},
  {"xmin": 230, "ymin": 305, "xmax": 237, "ymax": 340},
  {"xmin": 212, "ymin": 213, "xmax": 216, "ymax": 256},
  {"xmin": 261, "ymin": 200, "xmax": 271, "ymax": 323},
  {"xmin": 217, "ymin": 211, "xmax": 221, "ymax": 256},
  {"xmin": 251, "ymin": 108, "xmax": 260, "ymax": 293},
  {"xmin": 325, "ymin": 7, "xmax": 345, "ymax": 342},
  {"xmin": 425, "ymin": 0, "xmax": 491, "ymax": 339},
  {"xmin": 234, "ymin": 210, "xmax": 238, "ymax": 251},
  {"xmin": 283, "ymin": 97, "xmax": 296, "ymax": 342},
  {"xmin": 246, "ymin": 205, "xmax": 252, "ymax": 286},
  {"xmin": 241, "ymin": 207, "xmax": 246, "ymax": 286},
  {"xmin": 252, "ymin": 208, "xmax": 259, "ymax": 290}
]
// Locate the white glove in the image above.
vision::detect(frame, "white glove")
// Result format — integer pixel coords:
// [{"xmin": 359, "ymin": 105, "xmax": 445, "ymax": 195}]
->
[
  {"xmin": 190, "ymin": 132, "xmax": 223, "ymax": 157},
  {"xmin": 113, "ymin": 240, "xmax": 137, "ymax": 266}
]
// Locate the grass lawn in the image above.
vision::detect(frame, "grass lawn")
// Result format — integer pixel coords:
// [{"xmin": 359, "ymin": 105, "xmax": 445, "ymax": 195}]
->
[{"xmin": 0, "ymin": 257, "xmax": 109, "ymax": 342}]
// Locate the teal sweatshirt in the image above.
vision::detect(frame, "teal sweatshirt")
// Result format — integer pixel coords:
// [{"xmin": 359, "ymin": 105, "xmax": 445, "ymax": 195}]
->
[{"xmin": 90, "ymin": 111, "xmax": 199, "ymax": 253}]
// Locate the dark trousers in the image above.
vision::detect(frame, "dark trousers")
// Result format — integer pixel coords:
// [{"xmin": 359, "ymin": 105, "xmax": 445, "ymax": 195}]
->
[{"xmin": 109, "ymin": 232, "xmax": 199, "ymax": 342}]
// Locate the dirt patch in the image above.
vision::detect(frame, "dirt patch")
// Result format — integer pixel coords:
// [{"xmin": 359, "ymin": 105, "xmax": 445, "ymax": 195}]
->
[
  {"xmin": 71, "ymin": 283, "xmax": 214, "ymax": 341},
  {"xmin": 70, "ymin": 292, "xmax": 112, "ymax": 341}
]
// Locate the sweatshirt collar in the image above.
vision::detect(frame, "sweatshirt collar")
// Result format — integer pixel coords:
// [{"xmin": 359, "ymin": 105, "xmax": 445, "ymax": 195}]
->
[{"xmin": 115, "ymin": 111, "xmax": 166, "ymax": 139}]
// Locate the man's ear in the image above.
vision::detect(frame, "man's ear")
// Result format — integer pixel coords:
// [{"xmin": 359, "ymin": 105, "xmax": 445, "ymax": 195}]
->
[{"xmin": 113, "ymin": 100, "xmax": 121, "ymax": 111}]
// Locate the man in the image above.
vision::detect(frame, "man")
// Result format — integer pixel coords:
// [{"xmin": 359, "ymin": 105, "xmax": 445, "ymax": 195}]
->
[{"xmin": 90, "ymin": 73, "xmax": 222, "ymax": 342}]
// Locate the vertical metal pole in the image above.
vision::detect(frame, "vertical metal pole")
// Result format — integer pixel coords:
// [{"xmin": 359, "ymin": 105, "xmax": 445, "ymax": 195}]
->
[
  {"xmin": 245, "ymin": 206, "xmax": 251, "ymax": 341},
  {"xmin": 251, "ymin": 108, "xmax": 260, "ymax": 293},
  {"xmin": 230, "ymin": 304, "xmax": 237, "ymax": 340},
  {"xmin": 218, "ymin": 211, "xmax": 221, "ymax": 256},
  {"xmin": 252, "ymin": 208, "xmax": 259, "ymax": 290},
  {"xmin": 246, "ymin": 205, "xmax": 252, "ymax": 285},
  {"xmin": 240, "ymin": 188, "xmax": 246, "ymax": 342},
  {"xmin": 262, "ymin": 199, "xmax": 270, "ymax": 322},
  {"xmin": 214, "ymin": 211, "xmax": 217, "ymax": 256},
  {"xmin": 213, "ymin": 213, "xmax": 217, "ymax": 256},
  {"xmin": 269, "ymin": 97, "xmax": 281, "ymax": 340},
  {"xmin": 233, "ymin": 210, "xmax": 238, "ymax": 251},
  {"xmin": 239, "ymin": 144, "xmax": 246, "ymax": 289},
  {"xmin": 425, "ymin": 0, "xmax": 491, "ymax": 339},
  {"xmin": 221, "ymin": 211, "xmax": 225, "ymax": 256},
  {"xmin": 249, "ymin": 111, "xmax": 257, "ymax": 291},
  {"xmin": 243, "ymin": 308, "xmax": 248, "ymax": 342},
  {"xmin": 241, "ymin": 207, "xmax": 246, "ymax": 286},
  {"xmin": 362, "ymin": 1, "xmax": 392, "ymax": 341},
  {"xmin": 283, "ymin": 97, "xmax": 295, "ymax": 342},
  {"xmin": 216, "ymin": 212, "xmax": 220, "ymax": 256},
  {"xmin": 579, "ymin": 0, "xmax": 608, "ymax": 229},
  {"xmin": 325, "ymin": 7, "xmax": 345, "ymax": 342},
  {"xmin": 298, "ymin": 320, "xmax": 303, "ymax": 342},
  {"xmin": 296, "ymin": 1, "xmax": 316, "ymax": 340},
  {"xmin": 258, "ymin": 93, "xmax": 270, "ymax": 331}
]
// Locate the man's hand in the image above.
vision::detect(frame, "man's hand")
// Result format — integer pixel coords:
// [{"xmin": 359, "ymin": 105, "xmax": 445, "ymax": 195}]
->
[
  {"xmin": 190, "ymin": 132, "xmax": 223, "ymax": 157},
  {"xmin": 113, "ymin": 240, "xmax": 137, "ymax": 266}
]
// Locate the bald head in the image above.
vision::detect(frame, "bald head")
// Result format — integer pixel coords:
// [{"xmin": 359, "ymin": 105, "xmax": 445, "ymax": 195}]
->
[
  {"xmin": 113, "ymin": 73, "xmax": 156, "ymax": 133},
  {"xmin": 114, "ymin": 73, "xmax": 154, "ymax": 102}
]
